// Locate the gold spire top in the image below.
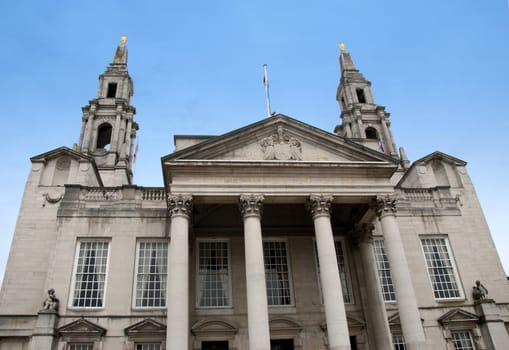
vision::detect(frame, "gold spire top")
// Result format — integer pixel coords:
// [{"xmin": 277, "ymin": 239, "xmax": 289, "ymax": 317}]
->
[
  {"xmin": 339, "ymin": 42, "xmax": 345, "ymax": 52},
  {"xmin": 121, "ymin": 35, "xmax": 127, "ymax": 44}
]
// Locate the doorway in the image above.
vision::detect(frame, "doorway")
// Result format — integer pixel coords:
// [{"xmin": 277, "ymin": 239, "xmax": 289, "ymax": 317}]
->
[
  {"xmin": 201, "ymin": 341, "xmax": 229, "ymax": 350},
  {"xmin": 271, "ymin": 339, "xmax": 294, "ymax": 350}
]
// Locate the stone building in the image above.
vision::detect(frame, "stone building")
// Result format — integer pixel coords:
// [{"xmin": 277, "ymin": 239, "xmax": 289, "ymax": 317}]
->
[{"xmin": 1, "ymin": 39, "xmax": 508, "ymax": 350}]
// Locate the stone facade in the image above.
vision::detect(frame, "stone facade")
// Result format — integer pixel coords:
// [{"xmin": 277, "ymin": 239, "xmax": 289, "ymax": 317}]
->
[{"xmin": 0, "ymin": 40, "xmax": 508, "ymax": 350}]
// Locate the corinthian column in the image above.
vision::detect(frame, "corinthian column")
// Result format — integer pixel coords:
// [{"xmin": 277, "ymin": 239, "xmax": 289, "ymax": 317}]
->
[
  {"xmin": 166, "ymin": 194, "xmax": 192, "ymax": 350},
  {"xmin": 354, "ymin": 223, "xmax": 393, "ymax": 350},
  {"xmin": 239, "ymin": 194, "xmax": 271, "ymax": 350},
  {"xmin": 307, "ymin": 195, "xmax": 350, "ymax": 350},
  {"xmin": 373, "ymin": 195, "xmax": 426, "ymax": 350}
]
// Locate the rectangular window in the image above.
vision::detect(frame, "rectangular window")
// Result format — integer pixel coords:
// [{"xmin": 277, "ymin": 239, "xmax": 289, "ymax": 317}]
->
[
  {"xmin": 373, "ymin": 239, "xmax": 396, "ymax": 302},
  {"xmin": 451, "ymin": 331, "xmax": 475, "ymax": 350},
  {"xmin": 71, "ymin": 241, "xmax": 109, "ymax": 308},
  {"xmin": 136, "ymin": 344, "xmax": 161, "ymax": 350},
  {"xmin": 264, "ymin": 240, "xmax": 292, "ymax": 306},
  {"xmin": 421, "ymin": 237, "xmax": 462, "ymax": 299},
  {"xmin": 134, "ymin": 241, "xmax": 168, "ymax": 308},
  {"xmin": 197, "ymin": 240, "xmax": 230, "ymax": 307},
  {"xmin": 106, "ymin": 82, "xmax": 117, "ymax": 98},
  {"xmin": 314, "ymin": 239, "xmax": 352, "ymax": 303},
  {"xmin": 392, "ymin": 335, "xmax": 407, "ymax": 350},
  {"xmin": 356, "ymin": 88, "xmax": 366, "ymax": 103},
  {"xmin": 67, "ymin": 344, "xmax": 94, "ymax": 350}
]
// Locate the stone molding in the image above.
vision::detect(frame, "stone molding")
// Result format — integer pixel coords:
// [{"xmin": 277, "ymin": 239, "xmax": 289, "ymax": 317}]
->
[
  {"xmin": 167, "ymin": 194, "xmax": 193, "ymax": 218},
  {"xmin": 239, "ymin": 194, "xmax": 264, "ymax": 218},
  {"xmin": 306, "ymin": 194, "xmax": 333, "ymax": 219},
  {"xmin": 372, "ymin": 195, "xmax": 397, "ymax": 218}
]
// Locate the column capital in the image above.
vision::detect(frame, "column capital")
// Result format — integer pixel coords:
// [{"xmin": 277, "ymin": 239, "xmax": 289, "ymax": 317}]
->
[
  {"xmin": 306, "ymin": 194, "xmax": 334, "ymax": 219},
  {"xmin": 371, "ymin": 195, "xmax": 398, "ymax": 218},
  {"xmin": 239, "ymin": 194, "xmax": 264, "ymax": 218},
  {"xmin": 167, "ymin": 194, "xmax": 193, "ymax": 218}
]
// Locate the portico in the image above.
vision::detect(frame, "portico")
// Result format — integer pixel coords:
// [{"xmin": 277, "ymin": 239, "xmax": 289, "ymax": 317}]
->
[{"xmin": 162, "ymin": 115, "xmax": 426, "ymax": 350}]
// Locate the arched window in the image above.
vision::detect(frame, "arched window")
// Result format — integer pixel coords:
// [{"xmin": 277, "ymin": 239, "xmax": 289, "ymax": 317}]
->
[
  {"xmin": 365, "ymin": 127, "xmax": 378, "ymax": 139},
  {"xmin": 96, "ymin": 124, "xmax": 112, "ymax": 150}
]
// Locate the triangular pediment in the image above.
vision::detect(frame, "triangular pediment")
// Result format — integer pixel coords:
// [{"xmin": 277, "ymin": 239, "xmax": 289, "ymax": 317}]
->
[
  {"xmin": 58, "ymin": 318, "xmax": 106, "ymax": 337},
  {"xmin": 414, "ymin": 151, "xmax": 467, "ymax": 167},
  {"xmin": 164, "ymin": 114, "xmax": 397, "ymax": 163},
  {"xmin": 321, "ymin": 315, "xmax": 365, "ymax": 331},
  {"xmin": 124, "ymin": 319, "xmax": 166, "ymax": 336},
  {"xmin": 438, "ymin": 309, "xmax": 480, "ymax": 326},
  {"xmin": 31, "ymin": 146, "xmax": 94, "ymax": 163},
  {"xmin": 191, "ymin": 319, "xmax": 238, "ymax": 337}
]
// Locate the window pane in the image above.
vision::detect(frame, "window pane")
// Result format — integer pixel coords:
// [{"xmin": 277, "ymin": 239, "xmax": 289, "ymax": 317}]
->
[
  {"xmin": 314, "ymin": 240, "xmax": 351, "ymax": 303},
  {"xmin": 421, "ymin": 238, "xmax": 461, "ymax": 299},
  {"xmin": 264, "ymin": 241, "xmax": 292, "ymax": 305},
  {"xmin": 374, "ymin": 239, "xmax": 396, "ymax": 302},
  {"xmin": 198, "ymin": 241, "xmax": 230, "ymax": 307},
  {"xmin": 68, "ymin": 344, "xmax": 94, "ymax": 350},
  {"xmin": 136, "ymin": 344, "xmax": 161, "ymax": 350},
  {"xmin": 135, "ymin": 241, "xmax": 168, "ymax": 307},
  {"xmin": 451, "ymin": 331, "xmax": 475, "ymax": 350},
  {"xmin": 392, "ymin": 335, "xmax": 406, "ymax": 350},
  {"xmin": 72, "ymin": 241, "xmax": 109, "ymax": 308}
]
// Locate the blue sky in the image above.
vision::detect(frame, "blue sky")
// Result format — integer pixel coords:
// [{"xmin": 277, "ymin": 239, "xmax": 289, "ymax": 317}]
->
[{"xmin": 1, "ymin": 1, "xmax": 508, "ymax": 285}]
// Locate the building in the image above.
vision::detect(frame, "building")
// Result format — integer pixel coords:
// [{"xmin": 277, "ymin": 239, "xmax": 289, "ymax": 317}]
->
[{"xmin": 0, "ymin": 38, "xmax": 508, "ymax": 350}]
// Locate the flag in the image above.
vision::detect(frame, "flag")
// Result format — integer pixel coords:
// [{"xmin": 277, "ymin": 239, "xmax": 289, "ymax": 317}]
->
[
  {"xmin": 378, "ymin": 140, "xmax": 386, "ymax": 154},
  {"xmin": 263, "ymin": 64, "xmax": 269, "ymax": 87}
]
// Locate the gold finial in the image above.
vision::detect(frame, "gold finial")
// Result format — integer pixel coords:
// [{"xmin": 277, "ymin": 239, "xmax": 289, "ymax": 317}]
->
[
  {"xmin": 121, "ymin": 35, "xmax": 127, "ymax": 44},
  {"xmin": 339, "ymin": 42, "xmax": 345, "ymax": 52}
]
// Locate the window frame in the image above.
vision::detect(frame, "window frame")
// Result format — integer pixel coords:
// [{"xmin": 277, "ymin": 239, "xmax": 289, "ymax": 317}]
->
[
  {"xmin": 263, "ymin": 238, "xmax": 294, "ymax": 307},
  {"xmin": 66, "ymin": 344, "xmax": 95, "ymax": 350},
  {"xmin": 195, "ymin": 238, "xmax": 232, "ymax": 309},
  {"xmin": 373, "ymin": 238, "xmax": 396, "ymax": 303},
  {"xmin": 135, "ymin": 343, "xmax": 162, "ymax": 350},
  {"xmin": 392, "ymin": 334, "xmax": 407, "ymax": 350},
  {"xmin": 68, "ymin": 239, "xmax": 111, "ymax": 310},
  {"xmin": 313, "ymin": 237, "xmax": 354, "ymax": 305},
  {"xmin": 450, "ymin": 330, "xmax": 476, "ymax": 350},
  {"xmin": 420, "ymin": 236, "xmax": 464, "ymax": 301},
  {"xmin": 132, "ymin": 239, "xmax": 169, "ymax": 309}
]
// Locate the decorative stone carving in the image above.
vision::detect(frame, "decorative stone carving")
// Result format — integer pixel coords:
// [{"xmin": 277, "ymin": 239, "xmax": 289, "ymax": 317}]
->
[
  {"xmin": 167, "ymin": 194, "xmax": 193, "ymax": 218},
  {"xmin": 41, "ymin": 288, "xmax": 59, "ymax": 312},
  {"xmin": 472, "ymin": 280, "xmax": 488, "ymax": 301},
  {"xmin": 372, "ymin": 195, "xmax": 398, "ymax": 218},
  {"xmin": 259, "ymin": 125, "xmax": 302, "ymax": 160},
  {"xmin": 349, "ymin": 223, "xmax": 374, "ymax": 246},
  {"xmin": 306, "ymin": 194, "xmax": 333, "ymax": 219},
  {"xmin": 44, "ymin": 193, "xmax": 63, "ymax": 204},
  {"xmin": 239, "ymin": 194, "xmax": 264, "ymax": 218}
]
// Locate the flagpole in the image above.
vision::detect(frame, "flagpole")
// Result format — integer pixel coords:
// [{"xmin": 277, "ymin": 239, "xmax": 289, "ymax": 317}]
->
[{"xmin": 263, "ymin": 64, "xmax": 272, "ymax": 117}]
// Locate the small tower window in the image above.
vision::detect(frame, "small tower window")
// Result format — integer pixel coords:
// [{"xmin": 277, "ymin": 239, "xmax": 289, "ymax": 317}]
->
[
  {"xmin": 365, "ymin": 127, "xmax": 378, "ymax": 139},
  {"xmin": 356, "ymin": 88, "xmax": 366, "ymax": 103},
  {"xmin": 106, "ymin": 83, "xmax": 117, "ymax": 98},
  {"xmin": 341, "ymin": 97, "xmax": 346, "ymax": 109},
  {"xmin": 96, "ymin": 123, "xmax": 112, "ymax": 150}
]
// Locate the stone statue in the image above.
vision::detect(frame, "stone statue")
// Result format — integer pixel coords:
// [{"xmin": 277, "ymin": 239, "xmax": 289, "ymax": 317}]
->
[
  {"xmin": 41, "ymin": 288, "xmax": 59, "ymax": 312},
  {"xmin": 472, "ymin": 280, "xmax": 488, "ymax": 301}
]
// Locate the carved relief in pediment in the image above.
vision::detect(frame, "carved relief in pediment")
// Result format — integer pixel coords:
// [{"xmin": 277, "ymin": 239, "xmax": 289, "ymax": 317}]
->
[{"xmin": 259, "ymin": 125, "xmax": 302, "ymax": 160}]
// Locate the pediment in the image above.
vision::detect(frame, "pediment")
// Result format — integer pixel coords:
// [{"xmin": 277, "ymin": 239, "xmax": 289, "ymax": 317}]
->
[
  {"xmin": 191, "ymin": 319, "xmax": 238, "ymax": 337},
  {"xmin": 269, "ymin": 318, "xmax": 302, "ymax": 332},
  {"xmin": 438, "ymin": 309, "xmax": 480, "ymax": 326},
  {"xmin": 321, "ymin": 315, "xmax": 365, "ymax": 331},
  {"xmin": 388, "ymin": 313, "xmax": 401, "ymax": 326},
  {"xmin": 414, "ymin": 151, "xmax": 466, "ymax": 167},
  {"xmin": 124, "ymin": 319, "xmax": 166, "ymax": 337},
  {"xmin": 58, "ymin": 318, "xmax": 106, "ymax": 338},
  {"xmin": 164, "ymin": 114, "xmax": 397, "ymax": 164},
  {"xmin": 31, "ymin": 146, "xmax": 94, "ymax": 163}
]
